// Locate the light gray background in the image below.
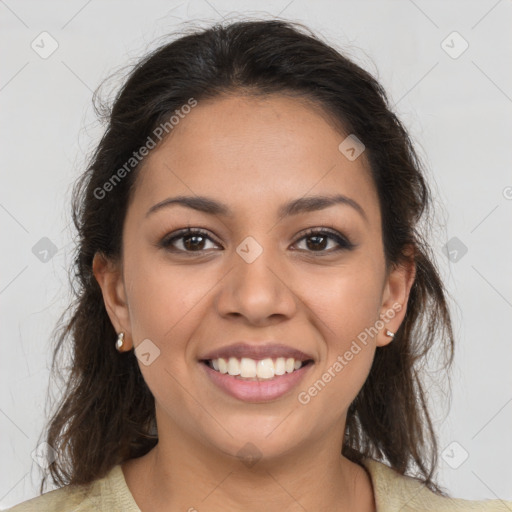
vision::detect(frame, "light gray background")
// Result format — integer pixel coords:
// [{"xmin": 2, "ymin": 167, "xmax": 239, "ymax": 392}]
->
[{"xmin": 1, "ymin": 0, "xmax": 511, "ymax": 508}]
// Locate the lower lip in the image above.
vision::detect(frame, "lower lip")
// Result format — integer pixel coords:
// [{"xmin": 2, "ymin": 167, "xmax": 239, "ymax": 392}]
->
[{"xmin": 200, "ymin": 362, "xmax": 312, "ymax": 403}]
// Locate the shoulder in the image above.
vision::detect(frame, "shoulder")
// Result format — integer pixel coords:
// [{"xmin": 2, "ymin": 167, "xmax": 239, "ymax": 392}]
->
[
  {"xmin": 4, "ymin": 465, "xmax": 140, "ymax": 512},
  {"xmin": 361, "ymin": 458, "xmax": 512, "ymax": 511},
  {"xmin": 3, "ymin": 483, "xmax": 90, "ymax": 512}
]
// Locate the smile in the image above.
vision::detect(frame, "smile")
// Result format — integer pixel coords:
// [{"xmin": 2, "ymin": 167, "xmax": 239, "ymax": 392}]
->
[
  {"xmin": 200, "ymin": 357, "xmax": 314, "ymax": 402},
  {"xmin": 204, "ymin": 356, "xmax": 313, "ymax": 380}
]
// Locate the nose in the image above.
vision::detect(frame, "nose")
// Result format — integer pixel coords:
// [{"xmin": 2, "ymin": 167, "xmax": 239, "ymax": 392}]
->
[{"xmin": 215, "ymin": 244, "xmax": 297, "ymax": 326}]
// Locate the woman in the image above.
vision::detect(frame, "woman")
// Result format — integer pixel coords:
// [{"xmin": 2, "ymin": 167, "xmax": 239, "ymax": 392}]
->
[{"xmin": 7, "ymin": 19, "xmax": 510, "ymax": 511}]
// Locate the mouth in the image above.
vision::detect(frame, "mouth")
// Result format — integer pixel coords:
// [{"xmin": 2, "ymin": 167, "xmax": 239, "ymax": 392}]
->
[
  {"xmin": 199, "ymin": 356, "xmax": 314, "ymax": 403},
  {"xmin": 200, "ymin": 356, "xmax": 315, "ymax": 381}
]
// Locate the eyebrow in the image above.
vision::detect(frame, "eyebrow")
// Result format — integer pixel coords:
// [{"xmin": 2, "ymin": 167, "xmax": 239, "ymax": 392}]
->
[{"xmin": 145, "ymin": 194, "xmax": 368, "ymax": 223}]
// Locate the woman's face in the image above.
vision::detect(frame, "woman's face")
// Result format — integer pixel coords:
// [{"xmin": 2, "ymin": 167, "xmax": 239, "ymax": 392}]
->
[{"xmin": 95, "ymin": 94, "xmax": 413, "ymax": 463}]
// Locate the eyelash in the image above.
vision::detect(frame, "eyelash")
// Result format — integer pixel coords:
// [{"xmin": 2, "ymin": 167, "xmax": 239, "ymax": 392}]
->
[{"xmin": 158, "ymin": 226, "xmax": 355, "ymax": 255}]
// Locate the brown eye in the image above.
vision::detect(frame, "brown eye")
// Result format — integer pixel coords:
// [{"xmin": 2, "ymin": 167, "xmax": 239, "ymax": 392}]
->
[
  {"xmin": 293, "ymin": 229, "xmax": 355, "ymax": 253},
  {"xmin": 159, "ymin": 228, "xmax": 221, "ymax": 253},
  {"xmin": 181, "ymin": 233, "xmax": 208, "ymax": 251}
]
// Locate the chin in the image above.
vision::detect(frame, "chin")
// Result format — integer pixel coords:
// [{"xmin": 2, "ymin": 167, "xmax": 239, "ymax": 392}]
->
[{"xmin": 200, "ymin": 414, "xmax": 313, "ymax": 465}]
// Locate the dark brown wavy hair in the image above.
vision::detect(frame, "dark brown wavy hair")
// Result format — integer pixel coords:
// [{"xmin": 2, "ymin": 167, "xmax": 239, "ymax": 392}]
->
[{"xmin": 38, "ymin": 19, "xmax": 454, "ymax": 496}]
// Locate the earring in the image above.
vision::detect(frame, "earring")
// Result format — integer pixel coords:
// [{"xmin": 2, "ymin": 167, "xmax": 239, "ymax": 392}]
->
[
  {"xmin": 385, "ymin": 330, "xmax": 395, "ymax": 338},
  {"xmin": 115, "ymin": 332, "xmax": 125, "ymax": 352}
]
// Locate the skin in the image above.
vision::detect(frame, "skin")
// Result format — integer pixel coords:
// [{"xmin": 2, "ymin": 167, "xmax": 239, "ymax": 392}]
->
[{"xmin": 93, "ymin": 93, "xmax": 415, "ymax": 512}]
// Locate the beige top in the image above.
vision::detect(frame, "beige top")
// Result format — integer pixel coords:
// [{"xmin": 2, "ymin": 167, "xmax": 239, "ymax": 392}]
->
[{"xmin": 5, "ymin": 458, "xmax": 512, "ymax": 511}]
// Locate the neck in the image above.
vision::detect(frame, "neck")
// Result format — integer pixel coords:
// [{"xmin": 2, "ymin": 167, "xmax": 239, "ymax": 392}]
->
[{"xmin": 122, "ymin": 420, "xmax": 375, "ymax": 512}]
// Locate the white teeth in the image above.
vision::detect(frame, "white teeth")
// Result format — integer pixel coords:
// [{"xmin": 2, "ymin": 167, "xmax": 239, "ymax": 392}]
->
[
  {"xmin": 227, "ymin": 357, "xmax": 241, "ymax": 375},
  {"xmin": 257, "ymin": 358, "xmax": 275, "ymax": 379},
  {"xmin": 240, "ymin": 357, "xmax": 256, "ymax": 378},
  {"xmin": 218, "ymin": 357, "xmax": 228, "ymax": 374},
  {"xmin": 274, "ymin": 357, "xmax": 286, "ymax": 375},
  {"xmin": 208, "ymin": 356, "xmax": 306, "ymax": 379}
]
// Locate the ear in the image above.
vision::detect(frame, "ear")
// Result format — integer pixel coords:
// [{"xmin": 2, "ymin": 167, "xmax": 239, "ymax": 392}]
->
[
  {"xmin": 377, "ymin": 247, "xmax": 416, "ymax": 348},
  {"xmin": 92, "ymin": 251, "xmax": 133, "ymax": 351}
]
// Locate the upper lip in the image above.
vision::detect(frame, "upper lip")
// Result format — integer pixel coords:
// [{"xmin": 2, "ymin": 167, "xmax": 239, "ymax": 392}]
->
[{"xmin": 200, "ymin": 342, "xmax": 314, "ymax": 362}]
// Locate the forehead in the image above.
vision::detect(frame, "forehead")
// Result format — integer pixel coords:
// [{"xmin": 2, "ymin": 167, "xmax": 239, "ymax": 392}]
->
[{"xmin": 130, "ymin": 94, "xmax": 380, "ymax": 224}]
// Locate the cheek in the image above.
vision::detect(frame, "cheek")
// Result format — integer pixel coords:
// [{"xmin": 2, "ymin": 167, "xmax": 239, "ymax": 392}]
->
[
  {"xmin": 304, "ymin": 259, "xmax": 384, "ymax": 349},
  {"xmin": 122, "ymin": 253, "xmax": 213, "ymax": 415},
  {"xmin": 294, "ymin": 303, "xmax": 378, "ymax": 439},
  {"xmin": 124, "ymin": 249, "xmax": 214, "ymax": 343},
  {"xmin": 294, "ymin": 257, "xmax": 383, "ymax": 408}
]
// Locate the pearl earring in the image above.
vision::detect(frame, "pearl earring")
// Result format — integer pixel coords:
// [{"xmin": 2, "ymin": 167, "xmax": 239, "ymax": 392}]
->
[
  {"xmin": 116, "ymin": 332, "xmax": 125, "ymax": 352},
  {"xmin": 385, "ymin": 330, "xmax": 395, "ymax": 338}
]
